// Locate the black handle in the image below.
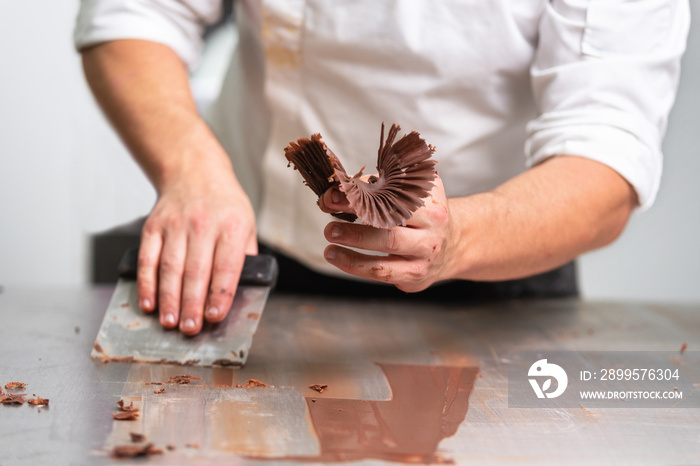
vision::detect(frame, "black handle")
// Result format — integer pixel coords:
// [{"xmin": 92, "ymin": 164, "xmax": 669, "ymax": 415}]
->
[{"xmin": 117, "ymin": 246, "xmax": 278, "ymax": 287}]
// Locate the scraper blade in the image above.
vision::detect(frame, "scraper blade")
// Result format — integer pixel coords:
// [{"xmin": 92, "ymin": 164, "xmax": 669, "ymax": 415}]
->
[{"xmin": 91, "ymin": 248, "xmax": 278, "ymax": 367}]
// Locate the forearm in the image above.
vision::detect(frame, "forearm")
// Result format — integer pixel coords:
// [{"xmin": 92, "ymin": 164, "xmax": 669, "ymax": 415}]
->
[
  {"xmin": 446, "ymin": 155, "xmax": 637, "ymax": 281},
  {"xmin": 80, "ymin": 39, "xmax": 233, "ymax": 193},
  {"xmin": 81, "ymin": 39, "xmax": 257, "ymax": 335}
]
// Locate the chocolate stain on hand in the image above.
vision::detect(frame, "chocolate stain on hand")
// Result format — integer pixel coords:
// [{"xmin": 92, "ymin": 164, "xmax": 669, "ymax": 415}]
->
[{"xmin": 285, "ymin": 123, "xmax": 437, "ymax": 228}]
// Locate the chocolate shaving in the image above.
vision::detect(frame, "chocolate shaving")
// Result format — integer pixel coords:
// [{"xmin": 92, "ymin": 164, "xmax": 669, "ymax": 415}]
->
[
  {"xmin": 113, "ymin": 399, "xmax": 140, "ymax": 420},
  {"xmin": 111, "ymin": 443, "xmax": 162, "ymax": 458},
  {"xmin": 5, "ymin": 382, "xmax": 27, "ymax": 390},
  {"xmin": 165, "ymin": 375, "xmax": 202, "ymax": 385},
  {"xmin": 129, "ymin": 432, "xmax": 146, "ymax": 443},
  {"xmin": 117, "ymin": 399, "xmax": 138, "ymax": 411},
  {"xmin": 154, "ymin": 388, "xmax": 166, "ymax": 394},
  {"xmin": 239, "ymin": 379, "xmax": 268, "ymax": 388},
  {"xmin": 308, "ymin": 384, "xmax": 328, "ymax": 393},
  {"xmin": 285, "ymin": 123, "xmax": 437, "ymax": 228},
  {"xmin": 0, "ymin": 393, "xmax": 27, "ymax": 405},
  {"xmin": 112, "ymin": 411, "xmax": 139, "ymax": 421},
  {"xmin": 28, "ymin": 397, "xmax": 49, "ymax": 406},
  {"xmin": 285, "ymin": 134, "xmax": 357, "ymax": 223}
]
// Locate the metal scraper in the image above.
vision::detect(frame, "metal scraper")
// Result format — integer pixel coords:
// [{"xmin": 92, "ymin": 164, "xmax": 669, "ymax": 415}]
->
[{"xmin": 91, "ymin": 247, "xmax": 278, "ymax": 367}]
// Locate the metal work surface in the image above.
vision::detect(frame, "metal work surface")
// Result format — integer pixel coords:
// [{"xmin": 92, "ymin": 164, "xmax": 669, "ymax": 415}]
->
[{"xmin": 0, "ymin": 287, "xmax": 698, "ymax": 465}]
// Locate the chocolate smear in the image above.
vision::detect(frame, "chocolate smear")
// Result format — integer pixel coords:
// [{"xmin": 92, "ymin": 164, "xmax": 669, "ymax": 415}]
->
[
  {"xmin": 154, "ymin": 388, "xmax": 166, "ymax": 394},
  {"xmin": 5, "ymin": 382, "xmax": 27, "ymax": 390},
  {"xmin": 308, "ymin": 384, "xmax": 328, "ymax": 393},
  {"xmin": 278, "ymin": 364, "xmax": 478, "ymax": 464},
  {"xmin": 165, "ymin": 375, "xmax": 202, "ymax": 385},
  {"xmin": 129, "ymin": 432, "xmax": 146, "ymax": 443},
  {"xmin": 285, "ymin": 123, "xmax": 437, "ymax": 228},
  {"xmin": 680, "ymin": 342, "xmax": 688, "ymax": 355},
  {"xmin": 28, "ymin": 397, "xmax": 49, "ymax": 406},
  {"xmin": 212, "ymin": 358, "xmax": 241, "ymax": 367},
  {"xmin": 111, "ymin": 443, "xmax": 162, "ymax": 458}
]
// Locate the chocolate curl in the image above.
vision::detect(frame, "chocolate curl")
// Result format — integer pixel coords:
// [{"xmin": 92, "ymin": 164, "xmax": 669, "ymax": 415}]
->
[
  {"xmin": 285, "ymin": 123, "xmax": 437, "ymax": 229},
  {"xmin": 284, "ymin": 134, "xmax": 358, "ymax": 223},
  {"xmin": 331, "ymin": 123, "xmax": 436, "ymax": 228}
]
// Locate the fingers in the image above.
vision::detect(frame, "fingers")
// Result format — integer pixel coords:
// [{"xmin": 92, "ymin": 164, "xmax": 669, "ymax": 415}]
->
[
  {"xmin": 323, "ymin": 245, "xmax": 430, "ymax": 293},
  {"xmin": 178, "ymin": 230, "xmax": 216, "ymax": 335},
  {"xmin": 324, "ymin": 222, "xmax": 435, "ymax": 257},
  {"xmin": 137, "ymin": 224, "xmax": 163, "ymax": 313},
  {"xmin": 318, "ymin": 187, "xmax": 352, "ymax": 214},
  {"xmin": 202, "ymin": 237, "xmax": 246, "ymax": 324},
  {"xmin": 157, "ymin": 231, "xmax": 188, "ymax": 330}
]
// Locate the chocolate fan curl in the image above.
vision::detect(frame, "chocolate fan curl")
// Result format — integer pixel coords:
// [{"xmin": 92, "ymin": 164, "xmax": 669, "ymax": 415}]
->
[{"xmin": 285, "ymin": 123, "xmax": 437, "ymax": 229}]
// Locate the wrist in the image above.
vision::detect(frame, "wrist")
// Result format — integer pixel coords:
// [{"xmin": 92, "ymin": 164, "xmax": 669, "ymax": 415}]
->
[{"xmin": 150, "ymin": 122, "xmax": 237, "ymax": 196}]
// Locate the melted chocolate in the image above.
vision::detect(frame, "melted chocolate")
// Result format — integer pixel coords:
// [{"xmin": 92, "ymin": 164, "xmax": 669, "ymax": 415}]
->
[{"xmin": 281, "ymin": 363, "xmax": 478, "ymax": 464}]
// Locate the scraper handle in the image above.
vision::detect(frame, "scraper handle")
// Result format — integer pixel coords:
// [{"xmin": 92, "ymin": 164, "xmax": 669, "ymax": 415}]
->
[{"xmin": 117, "ymin": 247, "xmax": 278, "ymax": 287}]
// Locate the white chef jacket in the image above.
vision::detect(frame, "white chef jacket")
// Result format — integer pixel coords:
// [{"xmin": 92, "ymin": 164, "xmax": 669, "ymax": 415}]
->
[{"xmin": 74, "ymin": 0, "xmax": 690, "ymax": 278}]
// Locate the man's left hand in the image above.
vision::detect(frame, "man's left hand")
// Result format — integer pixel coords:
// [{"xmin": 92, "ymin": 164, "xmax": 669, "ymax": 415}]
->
[{"xmin": 318, "ymin": 176, "xmax": 456, "ymax": 292}]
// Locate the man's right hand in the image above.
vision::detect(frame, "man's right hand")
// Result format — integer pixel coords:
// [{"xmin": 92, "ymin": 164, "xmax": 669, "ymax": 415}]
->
[
  {"xmin": 137, "ymin": 173, "xmax": 257, "ymax": 336},
  {"xmin": 81, "ymin": 39, "xmax": 256, "ymax": 335}
]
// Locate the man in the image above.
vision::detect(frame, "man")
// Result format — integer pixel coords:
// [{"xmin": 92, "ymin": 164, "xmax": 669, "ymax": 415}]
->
[{"xmin": 75, "ymin": 1, "xmax": 689, "ymax": 335}]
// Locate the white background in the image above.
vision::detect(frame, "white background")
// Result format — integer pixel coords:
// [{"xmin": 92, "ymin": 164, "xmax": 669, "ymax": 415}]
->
[{"xmin": 0, "ymin": 2, "xmax": 698, "ymax": 302}]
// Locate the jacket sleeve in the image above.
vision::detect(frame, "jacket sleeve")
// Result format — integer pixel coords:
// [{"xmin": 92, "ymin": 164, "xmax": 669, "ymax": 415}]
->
[
  {"xmin": 525, "ymin": 0, "xmax": 690, "ymax": 210},
  {"xmin": 74, "ymin": 0, "xmax": 223, "ymax": 69}
]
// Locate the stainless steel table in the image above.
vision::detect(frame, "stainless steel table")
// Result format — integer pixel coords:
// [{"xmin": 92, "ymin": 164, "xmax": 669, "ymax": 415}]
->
[{"xmin": 1, "ymin": 287, "xmax": 698, "ymax": 465}]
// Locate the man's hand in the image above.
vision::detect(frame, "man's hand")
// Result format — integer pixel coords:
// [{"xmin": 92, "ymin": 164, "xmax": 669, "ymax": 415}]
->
[
  {"xmin": 81, "ymin": 39, "xmax": 257, "ymax": 334},
  {"xmin": 137, "ymin": 174, "xmax": 257, "ymax": 335},
  {"xmin": 318, "ymin": 176, "xmax": 456, "ymax": 292},
  {"xmin": 318, "ymin": 156, "xmax": 637, "ymax": 289}
]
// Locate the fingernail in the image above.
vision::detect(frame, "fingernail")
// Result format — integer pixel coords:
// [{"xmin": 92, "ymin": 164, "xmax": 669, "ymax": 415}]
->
[
  {"xmin": 332, "ymin": 189, "xmax": 342, "ymax": 204},
  {"xmin": 163, "ymin": 313, "xmax": 176, "ymax": 326},
  {"xmin": 141, "ymin": 299, "xmax": 151, "ymax": 310},
  {"xmin": 205, "ymin": 307, "xmax": 220, "ymax": 320},
  {"xmin": 181, "ymin": 318, "xmax": 196, "ymax": 332},
  {"xmin": 325, "ymin": 248, "xmax": 336, "ymax": 261},
  {"xmin": 331, "ymin": 225, "xmax": 342, "ymax": 238}
]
